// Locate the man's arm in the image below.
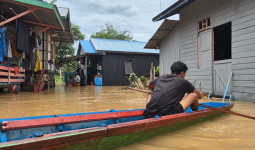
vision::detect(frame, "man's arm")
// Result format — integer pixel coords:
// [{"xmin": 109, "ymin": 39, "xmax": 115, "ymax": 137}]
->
[
  {"xmin": 147, "ymin": 78, "xmax": 158, "ymax": 89},
  {"xmin": 193, "ymin": 89, "xmax": 202, "ymax": 99}
]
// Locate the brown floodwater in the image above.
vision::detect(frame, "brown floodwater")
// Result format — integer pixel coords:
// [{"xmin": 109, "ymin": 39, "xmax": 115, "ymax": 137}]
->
[{"xmin": 0, "ymin": 85, "xmax": 254, "ymax": 150}]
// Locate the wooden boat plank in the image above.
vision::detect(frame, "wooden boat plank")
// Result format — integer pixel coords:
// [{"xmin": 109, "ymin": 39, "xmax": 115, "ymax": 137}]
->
[
  {"xmin": 1, "ymin": 110, "xmax": 144, "ymax": 131},
  {"xmin": 0, "ymin": 127, "xmax": 107, "ymax": 150},
  {"xmin": 107, "ymin": 104, "xmax": 233, "ymax": 136}
]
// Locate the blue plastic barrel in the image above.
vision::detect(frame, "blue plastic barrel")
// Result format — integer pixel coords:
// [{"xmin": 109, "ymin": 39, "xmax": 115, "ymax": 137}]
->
[{"xmin": 94, "ymin": 75, "xmax": 102, "ymax": 86}]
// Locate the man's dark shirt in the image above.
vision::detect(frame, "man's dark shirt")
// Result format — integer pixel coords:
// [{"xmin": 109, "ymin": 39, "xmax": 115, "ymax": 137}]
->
[{"xmin": 145, "ymin": 74, "xmax": 195, "ymax": 117}]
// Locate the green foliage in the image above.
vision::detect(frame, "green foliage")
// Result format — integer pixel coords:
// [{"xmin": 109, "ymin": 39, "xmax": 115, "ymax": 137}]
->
[
  {"xmin": 55, "ymin": 23, "xmax": 85, "ymax": 69},
  {"xmin": 140, "ymin": 76, "xmax": 146, "ymax": 85},
  {"xmin": 56, "ymin": 43, "xmax": 75, "ymax": 58},
  {"xmin": 62, "ymin": 62, "xmax": 80, "ymax": 73},
  {"xmin": 128, "ymin": 73, "xmax": 138, "ymax": 82},
  {"xmin": 50, "ymin": 0, "xmax": 57, "ymax": 4},
  {"xmin": 54, "ymin": 75, "xmax": 64, "ymax": 84},
  {"xmin": 91, "ymin": 23, "xmax": 133, "ymax": 41},
  {"xmin": 155, "ymin": 66, "xmax": 160, "ymax": 74},
  {"xmin": 43, "ymin": 0, "xmax": 57, "ymax": 4},
  {"xmin": 71, "ymin": 24, "xmax": 85, "ymax": 41},
  {"xmin": 128, "ymin": 73, "xmax": 147, "ymax": 89}
]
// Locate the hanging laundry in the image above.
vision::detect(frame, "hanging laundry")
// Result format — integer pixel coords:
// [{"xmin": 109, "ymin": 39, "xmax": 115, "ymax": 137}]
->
[
  {"xmin": 0, "ymin": 27, "xmax": 7, "ymax": 62},
  {"xmin": 34, "ymin": 49, "xmax": 42, "ymax": 72},
  {"xmin": 11, "ymin": 40, "xmax": 21, "ymax": 57},
  {"xmin": 16, "ymin": 19, "xmax": 29, "ymax": 55},
  {"xmin": 7, "ymin": 40, "xmax": 12, "ymax": 58},
  {"xmin": 14, "ymin": 66, "xmax": 19, "ymax": 74}
]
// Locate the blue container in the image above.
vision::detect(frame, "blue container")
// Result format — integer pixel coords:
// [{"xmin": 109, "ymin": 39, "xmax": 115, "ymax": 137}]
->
[{"xmin": 94, "ymin": 76, "xmax": 102, "ymax": 86}]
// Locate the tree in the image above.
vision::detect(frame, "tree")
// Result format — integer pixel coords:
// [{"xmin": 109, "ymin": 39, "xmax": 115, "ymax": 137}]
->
[
  {"xmin": 55, "ymin": 23, "xmax": 85, "ymax": 70},
  {"xmin": 71, "ymin": 24, "xmax": 85, "ymax": 41},
  {"xmin": 50, "ymin": 0, "xmax": 57, "ymax": 4},
  {"xmin": 43, "ymin": 0, "xmax": 57, "ymax": 4},
  {"xmin": 91, "ymin": 23, "xmax": 133, "ymax": 40}
]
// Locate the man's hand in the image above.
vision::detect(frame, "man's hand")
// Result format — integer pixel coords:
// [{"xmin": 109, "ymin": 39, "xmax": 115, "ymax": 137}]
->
[{"xmin": 193, "ymin": 89, "xmax": 202, "ymax": 99}]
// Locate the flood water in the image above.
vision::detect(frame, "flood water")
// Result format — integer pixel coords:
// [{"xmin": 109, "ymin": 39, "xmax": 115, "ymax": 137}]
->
[{"xmin": 0, "ymin": 85, "xmax": 254, "ymax": 150}]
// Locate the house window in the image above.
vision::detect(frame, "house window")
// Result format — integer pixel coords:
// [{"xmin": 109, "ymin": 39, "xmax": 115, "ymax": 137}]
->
[
  {"xmin": 124, "ymin": 60, "xmax": 133, "ymax": 75},
  {"xmin": 198, "ymin": 17, "xmax": 210, "ymax": 32},
  {"xmin": 213, "ymin": 22, "xmax": 231, "ymax": 61}
]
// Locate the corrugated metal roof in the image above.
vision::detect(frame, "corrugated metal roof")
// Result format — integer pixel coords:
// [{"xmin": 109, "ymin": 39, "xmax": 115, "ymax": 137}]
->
[
  {"xmin": 13, "ymin": 0, "xmax": 54, "ymax": 10},
  {"xmin": 53, "ymin": 7, "xmax": 73, "ymax": 43},
  {"xmin": 91, "ymin": 38, "xmax": 159, "ymax": 54},
  {"xmin": 1, "ymin": 0, "xmax": 61, "ymax": 28},
  {"xmin": 145, "ymin": 19, "xmax": 179, "ymax": 49},
  {"xmin": 78, "ymin": 40, "xmax": 103, "ymax": 55},
  {"xmin": 58, "ymin": 7, "xmax": 69, "ymax": 19},
  {"xmin": 153, "ymin": 0, "xmax": 195, "ymax": 22}
]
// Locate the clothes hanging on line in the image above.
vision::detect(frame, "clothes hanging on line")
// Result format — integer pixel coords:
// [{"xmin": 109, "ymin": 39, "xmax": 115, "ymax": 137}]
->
[
  {"xmin": 34, "ymin": 49, "xmax": 42, "ymax": 72},
  {"xmin": 16, "ymin": 19, "xmax": 30, "ymax": 55},
  {"xmin": 11, "ymin": 39, "xmax": 21, "ymax": 57},
  {"xmin": 7, "ymin": 39, "xmax": 12, "ymax": 58},
  {"xmin": 0, "ymin": 27, "xmax": 7, "ymax": 62}
]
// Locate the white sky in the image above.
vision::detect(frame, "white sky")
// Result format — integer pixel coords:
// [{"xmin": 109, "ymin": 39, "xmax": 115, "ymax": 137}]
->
[{"xmin": 45, "ymin": 0, "xmax": 178, "ymax": 48}]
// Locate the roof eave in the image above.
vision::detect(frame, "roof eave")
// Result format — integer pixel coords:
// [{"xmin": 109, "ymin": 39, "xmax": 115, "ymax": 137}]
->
[
  {"xmin": 13, "ymin": 0, "xmax": 54, "ymax": 9},
  {"xmin": 152, "ymin": 0, "xmax": 195, "ymax": 22},
  {"xmin": 53, "ymin": 5, "xmax": 65, "ymax": 31},
  {"xmin": 145, "ymin": 19, "xmax": 179, "ymax": 49}
]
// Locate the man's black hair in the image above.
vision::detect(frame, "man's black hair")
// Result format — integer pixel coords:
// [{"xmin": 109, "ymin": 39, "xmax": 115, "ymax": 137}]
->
[{"xmin": 171, "ymin": 61, "xmax": 188, "ymax": 75}]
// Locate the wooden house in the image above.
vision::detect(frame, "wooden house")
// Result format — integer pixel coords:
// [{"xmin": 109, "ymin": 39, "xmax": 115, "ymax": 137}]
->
[
  {"xmin": 0, "ymin": 0, "xmax": 72, "ymax": 92},
  {"xmin": 145, "ymin": 0, "xmax": 255, "ymax": 102},
  {"xmin": 76, "ymin": 38, "xmax": 159, "ymax": 86}
]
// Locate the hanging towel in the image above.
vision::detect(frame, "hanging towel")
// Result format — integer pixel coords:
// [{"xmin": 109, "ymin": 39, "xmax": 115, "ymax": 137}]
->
[
  {"xmin": 7, "ymin": 40, "xmax": 12, "ymax": 58},
  {"xmin": 11, "ymin": 40, "xmax": 21, "ymax": 57},
  {"xmin": 34, "ymin": 49, "xmax": 42, "ymax": 72},
  {"xmin": 14, "ymin": 66, "xmax": 19, "ymax": 74},
  {"xmin": 0, "ymin": 27, "xmax": 7, "ymax": 62}
]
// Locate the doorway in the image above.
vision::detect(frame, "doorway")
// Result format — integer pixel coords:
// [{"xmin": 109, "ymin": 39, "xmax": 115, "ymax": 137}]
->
[{"xmin": 213, "ymin": 22, "xmax": 232, "ymax": 96}]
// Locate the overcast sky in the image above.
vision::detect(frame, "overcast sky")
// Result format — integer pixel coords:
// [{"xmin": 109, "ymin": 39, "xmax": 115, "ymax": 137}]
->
[{"xmin": 45, "ymin": 0, "xmax": 178, "ymax": 47}]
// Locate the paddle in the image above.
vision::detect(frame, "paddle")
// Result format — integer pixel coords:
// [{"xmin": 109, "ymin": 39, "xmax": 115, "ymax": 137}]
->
[
  {"xmin": 128, "ymin": 87, "xmax": 255, "ymax": 120},
  {"xmin": 199, "ymin": 104, "xmax": 255, "ymax": 120}
]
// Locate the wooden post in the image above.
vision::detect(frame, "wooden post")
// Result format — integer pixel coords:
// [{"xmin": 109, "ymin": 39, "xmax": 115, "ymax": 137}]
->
[
  {"xmin": 59, "ymin": 68, "xmax": 62, "ymax": 77},
  {"xmin": 8, "ymin": 67, "xmax": 10, "ymax": 84},
  {"xmin": 85, "ymin": 56, "xmax": 88, "ymax": 86},
  {"xmin": 150, "ymin": 63, "xmax": 154, "ymax": 81},
  {"xmin": 153, "ymin": 66, "xmax": 155, "ymax": 79}
]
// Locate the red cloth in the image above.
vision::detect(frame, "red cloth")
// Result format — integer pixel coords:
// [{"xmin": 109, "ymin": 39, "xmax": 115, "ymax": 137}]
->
[{"xmin": 14, "ymin": 66, "xmax": 19, "ymax": 74}]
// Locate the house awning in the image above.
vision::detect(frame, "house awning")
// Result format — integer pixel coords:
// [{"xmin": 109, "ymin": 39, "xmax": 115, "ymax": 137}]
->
[
  {"xmin": 0, "ymin": 0, "xmax": 73, "ymax": 42},
  {"xmin": 53, "ymin": 7, "xmax": 73, "ymax": 43},
  {"xmin": 152, "ymin": 0, "xmax": 195, "ymax": 22},
  {"xmin": 144, "ymin": 19, "xmax": 179, "ymax": 49}
]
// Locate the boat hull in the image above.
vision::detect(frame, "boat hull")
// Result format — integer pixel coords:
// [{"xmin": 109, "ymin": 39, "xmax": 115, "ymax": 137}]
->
[{"xmin": 0, "ymin": 103, "xmax": 233, "ymax": 150}]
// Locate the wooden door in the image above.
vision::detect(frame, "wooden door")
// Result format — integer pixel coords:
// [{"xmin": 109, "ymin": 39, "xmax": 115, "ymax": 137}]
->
[
  {"xmin": 213, "ymin": 60, "xmax": 232, "ymax": 96},
  {"xmin": 198, "ymin": 30, "xmax": 212, "ymax": 69}
]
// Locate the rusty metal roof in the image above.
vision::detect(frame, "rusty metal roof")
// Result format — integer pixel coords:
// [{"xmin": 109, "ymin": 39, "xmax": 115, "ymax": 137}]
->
[
  {"xmin": 144, "ymin": 19, "xmax": 179, "ymax": 49},
  {"xmin": 0, "ymin": 0, "xmax": 73, "ymax": 42}
]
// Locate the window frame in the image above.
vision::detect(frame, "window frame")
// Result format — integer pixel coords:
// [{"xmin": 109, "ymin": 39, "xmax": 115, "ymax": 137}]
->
[{"xmin": 124, "ymin": 60, "xmax": 133, "ymax": 75}]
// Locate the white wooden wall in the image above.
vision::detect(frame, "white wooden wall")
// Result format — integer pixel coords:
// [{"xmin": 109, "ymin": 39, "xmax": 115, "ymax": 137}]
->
[
  {"xmin": 232, "ymin": 0, "xmax": 255, "ymax": 101},
  {"xmin": 160, "ymin": 26, "xmax": 180, "ymax": 75},
  {"xmin": 159, "ymin": 0, "xmax": 255, "ymax": 101}
]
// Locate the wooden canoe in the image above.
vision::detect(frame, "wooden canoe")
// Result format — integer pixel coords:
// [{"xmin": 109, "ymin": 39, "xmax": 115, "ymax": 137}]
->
[{"xmin": 0, "ymin": 102, "xmax": 233, "ymax": 150}]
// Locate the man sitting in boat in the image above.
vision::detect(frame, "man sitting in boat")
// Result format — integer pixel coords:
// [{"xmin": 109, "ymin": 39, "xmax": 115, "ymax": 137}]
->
[{"xmin": 143, "ymin": 61, "xmax": 202, "ymax": 118}]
